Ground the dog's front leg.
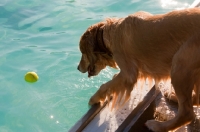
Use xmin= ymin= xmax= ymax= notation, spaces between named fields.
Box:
xmin=89 ymin=70 xmax=138 ymax=106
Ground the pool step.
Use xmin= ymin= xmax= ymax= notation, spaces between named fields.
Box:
xmin=70 ymin=83 xmax=200 ymax=132
xmin=116 ymin=86 xmax=159 ymax=132
xmin=69 ymin=86 xmax=160 ymax=132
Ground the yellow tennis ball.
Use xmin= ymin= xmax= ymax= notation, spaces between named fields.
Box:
xmin=25 ymin=72 xmax=39 ymax=83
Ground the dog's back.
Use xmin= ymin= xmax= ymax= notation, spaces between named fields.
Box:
xmin=114 ymin=8 xmax=200 ymax=79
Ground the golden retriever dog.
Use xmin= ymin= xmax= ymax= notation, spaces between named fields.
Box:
xmin=77 ymin=8 xmax=200 ymax=132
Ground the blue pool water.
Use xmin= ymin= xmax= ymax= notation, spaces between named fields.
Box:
xmin=0 ymin=0 xmax=194 ymax=131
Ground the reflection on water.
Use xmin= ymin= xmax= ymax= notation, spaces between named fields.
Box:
xmin=50 ymin=115 xmax=54 ymax=119
xmin=50 ymin=114 xmax=60 ymax=124
xmin=161 ymin=0 xmax=190 ymax=9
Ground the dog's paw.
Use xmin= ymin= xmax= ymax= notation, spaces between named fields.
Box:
xmin=88 ymin=95 xmax=100 ymax=106
xmin=89 ymin=84 xmax=109 ymax=106
xmin=88 ymin=93 xmax=107 ymax=106
xmin=145 ymin=120 xmax=166 ymax=132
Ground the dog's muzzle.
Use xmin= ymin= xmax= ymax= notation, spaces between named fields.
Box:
xmin=77 ymin=65 xmax=95 ymax=77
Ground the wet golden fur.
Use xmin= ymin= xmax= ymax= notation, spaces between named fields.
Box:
xmin=78 ymin=8 xmax=200 ymax=131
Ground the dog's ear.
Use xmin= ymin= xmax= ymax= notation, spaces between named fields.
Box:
xmin=88 ymin=22 xmax=106 ymax=53
xmin=79 ymin=22 xmax=106 ymax=66
xmin=80 ymin=22 xmax=105 ymax=63
xmin=80 ymin=22 xmax=105 ymax=53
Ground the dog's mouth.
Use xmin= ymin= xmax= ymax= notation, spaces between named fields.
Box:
xmin=88 ymin=65 xmax=95 ymax=77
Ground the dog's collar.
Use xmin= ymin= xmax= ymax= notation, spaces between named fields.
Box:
xmin=95 ymin=26 xmax=113 ymax=58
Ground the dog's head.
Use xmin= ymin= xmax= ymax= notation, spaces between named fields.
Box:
xmin=77 ymin=22 xmax=117 ymax=77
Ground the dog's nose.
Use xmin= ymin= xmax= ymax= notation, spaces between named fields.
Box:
xmin=77 ymin=66 xmax=80 ymax=70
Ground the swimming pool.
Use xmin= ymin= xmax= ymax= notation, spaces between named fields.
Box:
xmin=0 ymin=0 xmax=194 ymax=131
